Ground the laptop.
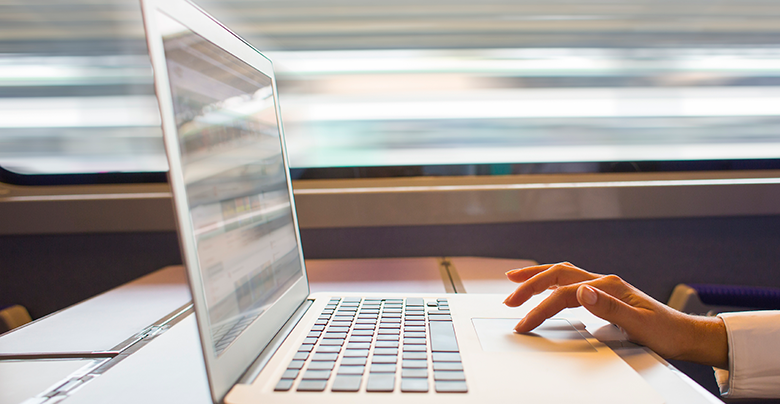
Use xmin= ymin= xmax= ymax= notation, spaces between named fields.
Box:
xmin=140 ymin=1 xmax=665 ymax=403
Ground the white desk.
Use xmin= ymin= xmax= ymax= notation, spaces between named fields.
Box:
xmin=0 ymin=258 xmax=722 ymax=404
xmin=0 ymin=266 xmax=191 ymax=356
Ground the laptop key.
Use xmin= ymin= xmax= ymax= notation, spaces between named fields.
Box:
xmin=403 ymin=345 xmax=426 ymax=352
xmin=434 ymin=370 xmax=466 ymax=381
xmin=371 ymin=355 xmax=397 ymax=364
xmin=429 ymin=321 xmax=459 ymax=352
xmin=401 ymin=378 xmax=428 ymax=392
xmin=375 ymin=341 xmax=399 ymax=348
xmin=307 ymin=361 xmax=336 ymax=370
xmin=405 ymin=298 xmax=424 ymax=306
xmin=337 ymin=365 xmax=365 ymax=375
xmin=352 ymin=329 xmax=374 ymax=336
xmin=428 ymin=315 xmax=452 ymax=321
xmin=293 ymin=351 xmax=309 ymax=360
xmin=356 ymin=319 xmax=377 ymax=324
xmin=435 ymin=381 xmax=468 ymax=393
xmin=274 ymin=378 xmax=294 ymax=391
xmin=320 ymin=339 xmax=344 ymax=346
xmin=316 ymin=346 xmax=341 ymax=354
xmin=366 ymin=373 xmax=395 ymax=392
xmin=382 ymin=312 xmax=402 ymax=317
xmin=341 ymin=357 xmax=366 ymax=366
xmin=311 ymin=353 xmax=338 ymax=361
xmin=302 ymin=369 xmax=331 ymax=380
xmin=287 ymin=360 xmax=305 ymax=369
xmin=282 ymin=369 xmax=299 ymax=379
xmin=346 ymin=342 xmax=371 ymax=350
xmin=343 ymin=349 xmax=370 ymax=357
xmin=432 ymin=352 xmax=461 ymax=362
xmin=402 ymin=360 xmax=427 ymax=368
xmin=433 ymin=361 xmax=463 ymax=371
xmin=373 ymin=347 xmax=398 ymax=355
xmin=349 ymin=336 xmax=372 ymax=343
xmin=402 ymin=368 xmax=428 ymax=378
xmin=377 ymin=334 xmax=399 ymax=341
xmin=402 ymin=352 xmax=427 ymax=360
xmin=298 ymin=344 xmax=314 ymax=352
xmin=370 ymin=363 xmax=396 ymax=373
xmin=331 ymin=375 xmax=362 ymax=392
xmin=324 ymin=332 xmax=347 ymax=339
xmin=297 ymin=380 xmax=328 ymax=392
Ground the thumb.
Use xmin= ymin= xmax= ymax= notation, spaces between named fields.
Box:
xmin=576 ymin=285 xmax=635 ymax=327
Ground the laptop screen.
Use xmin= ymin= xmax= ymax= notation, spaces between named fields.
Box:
xmin=160 ymin=15 xmax=304 ymax=357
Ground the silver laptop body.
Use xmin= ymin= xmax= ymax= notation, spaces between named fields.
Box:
xmin=141 ymin=1 xmax=664 ymax=403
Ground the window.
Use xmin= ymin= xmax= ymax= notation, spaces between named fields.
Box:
xmin=2 ymin=0 xmax=779 ymax=181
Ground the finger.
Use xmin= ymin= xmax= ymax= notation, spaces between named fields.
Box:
xmin=505 ymin=264 xmax=556 ymax=283
xmin=513 ymin=286 xmax=581 ymax=333
xmin=576 ymin=284 xmax=639 ymax=331
xmin=504 ymin=263 xmax=597 ymax=307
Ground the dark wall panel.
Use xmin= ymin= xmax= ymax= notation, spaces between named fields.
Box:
xmin=2 ymin=215 xmax=779 ymax=321
xmin=0 ymin=232 xmax=182 ymax=319
xmin=299 ymin=215 xmax=780 ymax=302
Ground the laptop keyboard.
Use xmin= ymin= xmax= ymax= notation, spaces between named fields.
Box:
xmin=274 ymin=297 xmax=467 ymax=393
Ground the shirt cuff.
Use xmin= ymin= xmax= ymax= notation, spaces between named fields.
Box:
xmin=716 ymin=311 xmax=780 ymax=399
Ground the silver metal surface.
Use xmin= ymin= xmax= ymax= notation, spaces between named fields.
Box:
xmin=2 ymin=171 xmax=780 ymax=235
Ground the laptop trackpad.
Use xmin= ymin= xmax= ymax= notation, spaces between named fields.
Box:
xmin=471 ymin=318 xmax=596 ymax=352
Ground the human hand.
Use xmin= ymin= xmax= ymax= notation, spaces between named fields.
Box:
xmin=503 ymin=262 xmax=728 ymax=368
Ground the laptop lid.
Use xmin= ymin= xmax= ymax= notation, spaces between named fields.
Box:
xmin=141 ymin=1 xmax=310 ymax=401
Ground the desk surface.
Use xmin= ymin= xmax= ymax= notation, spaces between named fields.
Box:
xmin=0 ymin=257 xmax=722 ymax=404
xmin=0 ymin=267 xmax=190 ymax=355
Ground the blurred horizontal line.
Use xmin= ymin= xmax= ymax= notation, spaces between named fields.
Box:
xmin=293 ymin=177 xmax=780 ymax=195
xmin=0 ymin=192 xmax=172 ymax=202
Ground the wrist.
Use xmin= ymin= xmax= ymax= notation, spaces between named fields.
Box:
xmin=676 ymin=314 xmax=728 ymax=368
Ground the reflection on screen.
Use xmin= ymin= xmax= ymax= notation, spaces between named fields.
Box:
xmin=160 ymin=14 xmax=302 ymax=356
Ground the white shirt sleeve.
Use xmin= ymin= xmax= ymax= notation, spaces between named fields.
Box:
xmin=715 ymin=311 xmax=780 ymax=399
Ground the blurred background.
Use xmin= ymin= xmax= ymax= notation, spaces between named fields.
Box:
xmin=1 ymin=0 xmax=780 ymax=176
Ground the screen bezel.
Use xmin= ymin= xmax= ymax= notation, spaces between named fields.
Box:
xmin=140 ymin=1 xmax=309 ymax=402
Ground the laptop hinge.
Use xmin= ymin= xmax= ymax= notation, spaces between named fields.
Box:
xmin=238 ymin=299 xmax=313 ymax=384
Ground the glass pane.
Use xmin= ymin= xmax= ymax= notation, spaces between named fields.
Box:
xmin=2 ymin=1 xmax=780 ymax=175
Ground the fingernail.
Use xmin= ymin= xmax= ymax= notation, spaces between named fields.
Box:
xmin=514 ymin=318 xmax=526 ymax=333
xmin=578 ymin=285 xmax=598 ymax=305
xmin=503 ymin=292 xmax=515 ymax=305
xmin=505 ymin=269 xmax=517 ymax=276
